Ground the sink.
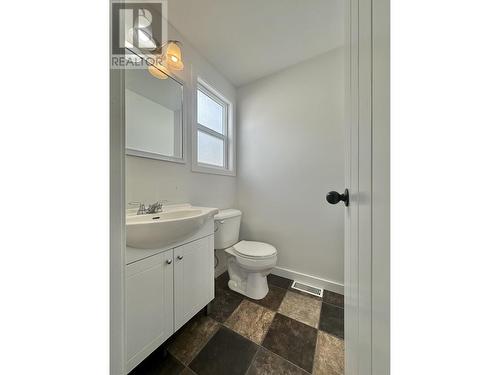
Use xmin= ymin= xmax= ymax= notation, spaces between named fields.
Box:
xmin=126 ymin=204 xmax=218 ymax=249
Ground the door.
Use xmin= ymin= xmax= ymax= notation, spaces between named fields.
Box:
xmin=174 ymin=235 xmax=214 ymax=331
xmin=342 ymin=0 xmax=390 ymax=373
xmin=125 ymin=250 xmax=174 ymax=372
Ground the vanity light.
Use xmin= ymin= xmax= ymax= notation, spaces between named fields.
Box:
xmin=165 ymin=40 xmax=184 ymax=71
xmin=148 ymin=62 xmax=169 ymax=79
xmin=147 ymin=40 xmax=184 ymax=79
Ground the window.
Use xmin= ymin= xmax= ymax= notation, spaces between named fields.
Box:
xmin=193 ymin=80 xmax=234 ymax=175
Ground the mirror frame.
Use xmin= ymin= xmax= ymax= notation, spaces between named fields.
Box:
xmin=125 ymin=71 xmax=187 ymax=164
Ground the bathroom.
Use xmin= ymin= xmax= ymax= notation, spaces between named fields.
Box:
xmin=10 ymin=0 xmax=500 ymax=373
xmin=124 ymin=1 xmax=346 ymax=374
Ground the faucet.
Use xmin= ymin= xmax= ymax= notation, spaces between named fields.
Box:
xmin=137 ymin=203 xmax=147 ymax=215
xmin=129 ymin=200 xmax=167 ymax=215
xmin=129 ymin=202 xmax=147 ymax=215
xmin=147 ymin=201 xmax=164 ymax=214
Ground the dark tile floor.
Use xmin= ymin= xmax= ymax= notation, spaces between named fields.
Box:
xmin=131 ymin=272 xmax=345 ymax=375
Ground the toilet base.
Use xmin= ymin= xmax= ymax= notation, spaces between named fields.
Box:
xmin=226 ymin=256 xmax=272 ymax=300
xmin=228 ymin=273 xmax=269 ymax=300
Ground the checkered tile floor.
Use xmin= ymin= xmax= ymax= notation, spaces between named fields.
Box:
xmin=130 ymin=273 xmax=344 ymax=375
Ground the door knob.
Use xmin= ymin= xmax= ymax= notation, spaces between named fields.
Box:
xmin=326 ymin=189 xmax=349 ymax=206
xmin=166 ymin=259 xmax=172 ymax=265
xmin=177 ymin=255 xmax=183 ymax=260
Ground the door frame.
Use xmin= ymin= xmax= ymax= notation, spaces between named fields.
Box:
xmin=110 ymin=67 xmax=126 ymax=375
xmin=344 ymin=0 xmax=390 ymax=374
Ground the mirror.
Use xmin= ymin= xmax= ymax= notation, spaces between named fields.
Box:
xmin=125 ymin=69 xmax=183 ymax=161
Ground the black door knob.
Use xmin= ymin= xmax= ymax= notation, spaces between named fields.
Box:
xmin=326 ymin=189 xmax=349 ymax=206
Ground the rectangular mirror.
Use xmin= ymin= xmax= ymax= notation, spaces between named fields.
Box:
xmin=125 ymin=69 xmax=184 ymax=162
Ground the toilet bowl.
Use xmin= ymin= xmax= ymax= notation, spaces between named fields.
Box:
xmin=215 ymin=209 xmax=278 ymax=300
xmin=225 ymin=241 xmax=277 ymax=299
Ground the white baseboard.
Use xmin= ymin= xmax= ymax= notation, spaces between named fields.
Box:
xmin=271 ymin=266 xmax=344 ymax=295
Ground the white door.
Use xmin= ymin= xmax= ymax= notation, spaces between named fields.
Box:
xmin=174 ymin=235 xmax=214 ymax=331
xmin=125 ymin=250 xmax=174 ymax=372
xmin=342 ymin=0 xmax=390 ymax=374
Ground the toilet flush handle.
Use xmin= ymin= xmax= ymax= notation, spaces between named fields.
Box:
xmin=214 ymin=220 xmax=225 ymax=233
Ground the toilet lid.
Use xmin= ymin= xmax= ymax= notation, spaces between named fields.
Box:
xmin=233 ymin=241 xmax=277 ymax=259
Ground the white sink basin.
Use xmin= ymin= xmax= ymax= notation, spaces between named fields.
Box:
xmin=126 ymin=204 xmax=218 ymax=249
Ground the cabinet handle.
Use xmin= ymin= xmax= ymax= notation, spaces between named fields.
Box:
xmin=177 ymin=255 xmax=184 ymax=260
xmin=166 ymin=259 xmax=172 ymax=265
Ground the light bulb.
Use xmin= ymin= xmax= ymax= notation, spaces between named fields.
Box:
xmin=165 ymin=41 xmax=184 ymax=70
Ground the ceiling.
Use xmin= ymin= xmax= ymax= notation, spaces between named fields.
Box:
xmin=168 ymin=0 xmax=345 ymax=87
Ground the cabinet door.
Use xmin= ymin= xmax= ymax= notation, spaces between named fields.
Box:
xmin=126 ymin=250 xmax=174 ymax=372
xmin=174 ymin=235 xmax=214 ymax=331
xmin=164 ymin=250 xmax=174 ymax=341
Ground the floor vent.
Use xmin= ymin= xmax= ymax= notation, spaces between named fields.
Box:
xmin=291 ymin=281 xmax=323 ymax=298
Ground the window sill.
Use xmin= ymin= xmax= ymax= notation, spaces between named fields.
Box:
xmin=191 ymin=163 xmax=236 ymax=177
xmin=126 ymin=149 xmax=186 ymax=164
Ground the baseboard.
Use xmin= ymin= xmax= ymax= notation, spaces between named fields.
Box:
xmin=271 ymin=266 xmax=344 ymax=295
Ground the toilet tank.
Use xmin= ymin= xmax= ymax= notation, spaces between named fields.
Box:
xmin=214 ymin=209 xmax=242 ymax=250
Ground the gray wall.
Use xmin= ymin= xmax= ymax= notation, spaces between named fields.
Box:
xmin=236 ymin=48 xmax=345 ymax=286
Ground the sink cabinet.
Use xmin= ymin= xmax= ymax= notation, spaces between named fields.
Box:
xmin=125 ymin=229 xmax=214 ymax=373
xmin=174 ymin=235 xmax=214 ymax=330
xmin=126 ymin=250 xmax=174 ymax=372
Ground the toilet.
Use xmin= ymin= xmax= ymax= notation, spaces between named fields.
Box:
xmin=215 ymin=209 xmax=277 ymax=300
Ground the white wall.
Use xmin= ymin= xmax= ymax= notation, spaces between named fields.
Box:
xmin=126 ymin=24 xmax=237 ymax=276
xmin=126 ymin=23 xmax=237 ymax=209
xmin=126 ymin=27 xmax=346 ymax=285
xmin=236 ymin=48 xmax=345 ymax=288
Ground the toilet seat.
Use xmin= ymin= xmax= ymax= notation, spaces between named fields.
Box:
xmin=233 ymin=240 xmax=277 ymax=259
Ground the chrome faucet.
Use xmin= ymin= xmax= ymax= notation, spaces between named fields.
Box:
xmin=147 ymin=201 xmax=164 ymax=214
xmin=137 ymin=203 xmax=147 ymax=215
xmin=129 ymin=202 xmax=147 ymax=215
xmin=129 ymin=200 xmax=167 ymax=215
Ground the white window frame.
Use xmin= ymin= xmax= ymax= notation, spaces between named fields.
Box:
xmin=192 ymin=78 xmax=236 ymax=176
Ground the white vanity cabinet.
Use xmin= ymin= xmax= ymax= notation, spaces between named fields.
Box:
xmin=125 ymin=250 xmax=174 ymax=372
xmin=125 ymin=222 xmax=215 ymax=373
xmin=174 ymin=235 xmax=214 ymax=330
